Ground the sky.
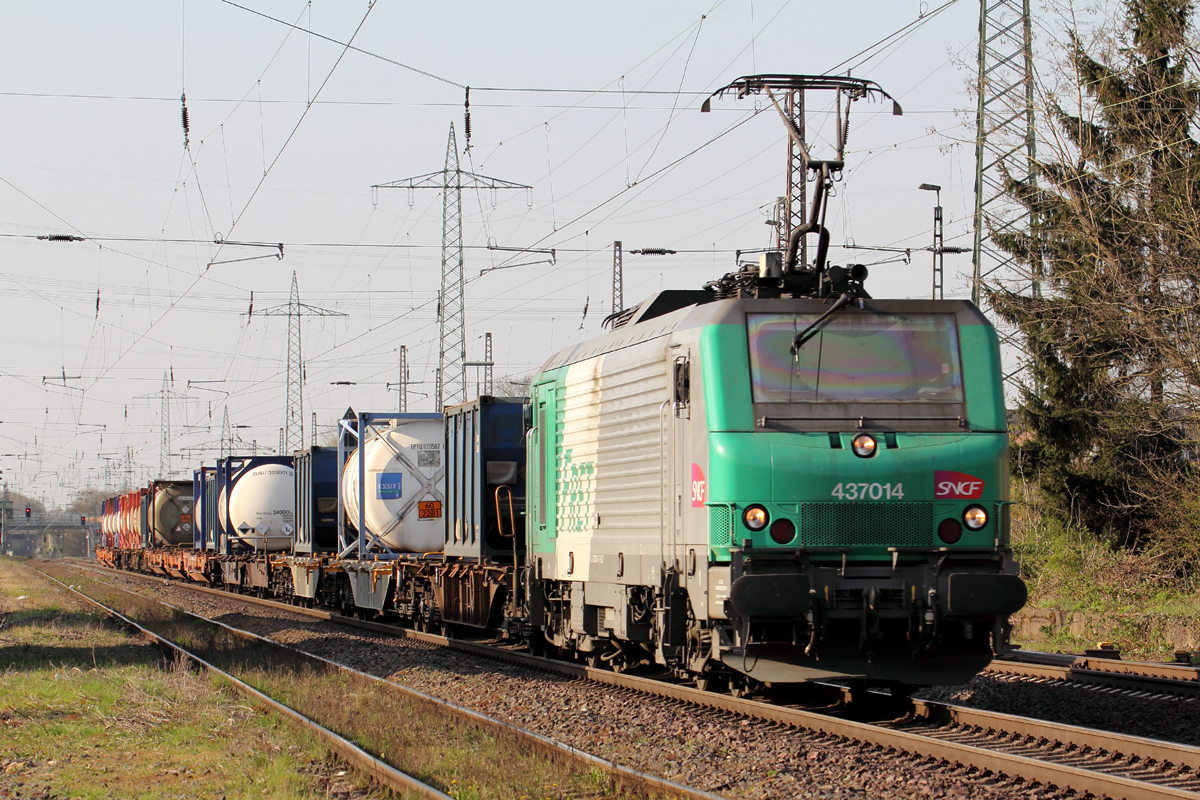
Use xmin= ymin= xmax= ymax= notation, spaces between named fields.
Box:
xmin=0 ymin=0 xmax=1025 ymax=506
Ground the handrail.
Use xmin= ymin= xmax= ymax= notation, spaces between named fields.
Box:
xmin=495 ymin=484 xmax=518 ymax=565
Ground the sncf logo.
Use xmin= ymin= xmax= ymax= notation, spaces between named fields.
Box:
xmin=935 ymin=470 xmax=985 ymax=499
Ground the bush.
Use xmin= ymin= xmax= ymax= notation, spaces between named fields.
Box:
xmin=1011 ymin=480 xmax=1191 ymax=612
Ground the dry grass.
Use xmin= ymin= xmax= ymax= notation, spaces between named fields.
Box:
xmin=0 ymin=557 xmax=395 ymax=800
xmin=41 ymin=561 xmax=666 ymax=800
xmin=1009 ymin=496 xmax=1200 ymax=659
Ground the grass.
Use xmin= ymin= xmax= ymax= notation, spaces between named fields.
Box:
xmin=39 ymin=560 xmax=668 ymax=800
xmin=1009 ymin=495 xmax=1200 ymax=660
xmin=0 ymin=556 xmax=390 ymax=800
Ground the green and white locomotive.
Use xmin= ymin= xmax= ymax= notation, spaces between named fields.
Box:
xmin=521 ymin=75 xmax=1026 ymax=690
xmin=524 ymin=281 xmax=1025 ymax=689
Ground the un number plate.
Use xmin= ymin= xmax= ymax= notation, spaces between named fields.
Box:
xmin=418 ymin=501 xmax=442 ymax=519
xmin=831 ymin=482 xmax=904 ymax=500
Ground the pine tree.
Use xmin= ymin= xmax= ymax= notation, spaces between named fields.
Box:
xmin=989 ymin=0 xmax=1200 ymax=547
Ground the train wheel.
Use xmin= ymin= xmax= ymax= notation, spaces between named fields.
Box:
xmin=585 ymin=651 xmax=604 ymax=670
xmin=529 ymin=632 xmax=558 ymax=659
xmin=728 ymin=676 xmax=752 ymax=699
xmin=695 ymin=673 xmax=726 ymax=693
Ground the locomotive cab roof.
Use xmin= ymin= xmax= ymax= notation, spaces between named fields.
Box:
xmin=543 ymin=289 xmax=992 ymax=374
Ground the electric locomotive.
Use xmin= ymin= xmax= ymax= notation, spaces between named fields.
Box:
xmin=524 ymin=270 xmax=1025 ymax=689
xmin=521 ymin=74 xmax=1026 ymax=690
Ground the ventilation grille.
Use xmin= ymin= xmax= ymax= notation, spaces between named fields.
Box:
xmin=999 ymin=503 xmax=1012 ymax=545
xmin=799 ymin=503 xmax=933 ymax=547
xmin=708 ymin=505 xmax=732 ymax=547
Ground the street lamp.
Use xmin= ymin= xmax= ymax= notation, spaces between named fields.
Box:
xmin=918 ymin=184 xmax=943 ymax=300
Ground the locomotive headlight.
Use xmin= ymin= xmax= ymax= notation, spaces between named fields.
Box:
xmin=963 ymin=505 xmax=988 ymax=530
xmin=742 ymin=505 xmax=769 ymax=531
xmin=851 ymin=434 xmax=877 ymax=458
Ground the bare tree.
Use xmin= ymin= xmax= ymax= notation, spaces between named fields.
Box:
xmin=494 ymin=373 xmax=534 ymax=398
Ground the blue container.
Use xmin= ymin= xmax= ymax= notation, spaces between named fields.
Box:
xmin=294 ymin=446 xmax=338 ymax=554
xmin=444 ymin=396 xmax=528 ymax=561
xmin=193 ymin=466 xmax=217 ymax=551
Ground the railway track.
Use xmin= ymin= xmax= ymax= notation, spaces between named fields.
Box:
xmin=63 ymin=561 xmax=1200 ymax=799
xmin=988 ymin=650 xmax=1200 ymax=699
xmin=36 ymin=569 xmax=452 ymax=800
xmin=39 ymin=564 xmax=720 ymax=800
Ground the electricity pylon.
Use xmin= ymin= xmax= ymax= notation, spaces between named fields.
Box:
xmin=484 ymin=332 xmax=493 ymax=396
xmin=220 ymin=407 xmax=232 ymax=461
xmin=137 ymin=373 xmax=190 ymax=477
xmin=258 ymin=272 xmax=347 ymax=454
xmin=372 ymin=123 xmax=530 ymax=408
xmin=971 ymin=0 xmax=1037 ymax=306
xmin=160 ymin=373 xmax=170 ymax=476
xmin=612 ymin=241 xmax=623 ymax=313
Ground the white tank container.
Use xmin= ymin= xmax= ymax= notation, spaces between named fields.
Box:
xmin=341 ymin=418 xmax=445 ymax=553
xmin=217 ymin=463 xmax=296 ymax=551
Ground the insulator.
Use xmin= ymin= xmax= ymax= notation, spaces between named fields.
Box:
xmin=464 ymin=111 xmax=471 ymax=144
xmin=181 ymin=106 xmax=190 ymax=134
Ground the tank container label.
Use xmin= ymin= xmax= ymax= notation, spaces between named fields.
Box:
xmin=377 ymin=473 xmax=403 ymax=499
xmin=410 ymin=443 xmax=442 ymax=468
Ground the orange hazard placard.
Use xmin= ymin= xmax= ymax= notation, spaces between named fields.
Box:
xmin=418 ymin=501 xmax=442 ymax=519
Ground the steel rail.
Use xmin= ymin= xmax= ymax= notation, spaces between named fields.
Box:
xmin=36 ymin=569 xmax=453 ymax=800
xmin=908 ymin=700 xmax=1200 ymax=772
xmin=45 ymin=563 xmax=721 ymax=800
xmin=66 ymin=561 xmax=1200 ymax=799
xmin=1006 ymin=648 xmax=1200 ymax=677
xmin=987 ymin=652 xmax=1200 ymax=698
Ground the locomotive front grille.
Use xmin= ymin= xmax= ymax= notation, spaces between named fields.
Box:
xmin=708 ymin=505 xmax=733 ymax=547
xmin=799 ymin=502 xmax=933 ymax=547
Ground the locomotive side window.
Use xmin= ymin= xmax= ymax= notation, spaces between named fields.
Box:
xmin=747 ymin=313 xmax=963 ymax=403
xmin=673 ymin=357 xmax=690 ymax=408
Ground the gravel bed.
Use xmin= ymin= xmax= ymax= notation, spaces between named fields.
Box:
xmin=917 ymin=673 xmax=1200 ymax=746
xmin=76 ymin=566 xmax=1069 ymax=799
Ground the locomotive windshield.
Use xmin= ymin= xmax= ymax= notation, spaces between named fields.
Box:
xmin=747 ymin=313 xmax=963 ymax=403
